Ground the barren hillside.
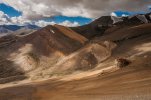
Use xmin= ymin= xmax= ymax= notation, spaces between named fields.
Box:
xmin=0 ymin=25 xmax=88 ymax=83
xmin=0 ymin=14 xmax=151 ymax=100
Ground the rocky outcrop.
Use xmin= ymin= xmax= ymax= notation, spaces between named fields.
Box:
xmin=115 ymin=58 xmax=131 ymax=68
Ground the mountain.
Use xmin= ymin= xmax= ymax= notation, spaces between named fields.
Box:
xmin=23 ymin=24 xmax=40 ymax=30
xmin=0 ymin=26 xmax=13 ymax=36
xmin=71 ymin=16 xmax=113 ymax=39
xmin=0 ymin=25 xmax=22 ymax=31
xmin=72 ymin=12 xmax=151 ymax=39
xmin=13 ymin=28 xmax=36 ymax=36
xmin=1 ymin=13 xmax=151 ymax=100
xmin=0 ymin=24 xmax=40 ymax=37
xmin=13 ymin=25 xmax=40 ymax=36
xmin=145 ymin=12 xmax=151 ymax=22
xmin=0 ymin=24 xmax=87 ymax=83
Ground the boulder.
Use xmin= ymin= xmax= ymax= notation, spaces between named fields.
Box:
xmin=115 ymin=58 xmax=131 ymax=68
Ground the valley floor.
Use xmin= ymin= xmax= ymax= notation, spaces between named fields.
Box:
xmin=0 ymin=63 xmax=151 ymax=100
xmin=1 ymin=23 xmax=151 ymax=100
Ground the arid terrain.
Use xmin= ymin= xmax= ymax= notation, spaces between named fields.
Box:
xmin=0 ymin=14 xmax=151 ymax=100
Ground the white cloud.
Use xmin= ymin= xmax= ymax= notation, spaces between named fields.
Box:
xmin=34 ymin=20 xmax=55 ymax=27
xmin=61 ymin=7 xmax=90 ymax=18
xmin=121 ymin=14 xmax=129 ymax=17
xmin=0 ymin=11 xmax=80 ymax=27
xmin=2 ymin=0 xmax=151 ymax=19
xmin=1 ymin=0 xmax=151 ymax=27
xmin=0 ymin=11 xmax=12 ymax=25
xmin=11 ymin=16 xmax=32 ymax=25
xmin=0 ymin=11 xmax=33 ymax=25
xmin=35 ymin=20 xmax=80 ymax=27
xmin=111 ymin=12 xmax=129 ymax=17
xmin=59 ymin=20 xmax=80 ymax=27
xmin=111 ymin=12 xmax=117 ymax=17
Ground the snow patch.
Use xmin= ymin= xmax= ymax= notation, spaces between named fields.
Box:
xmin=50 ymin=29 xmax=55 ymax=34
xmin=111 ymin=16 xmax=123 ymax=24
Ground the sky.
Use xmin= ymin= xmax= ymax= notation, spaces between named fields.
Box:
xmin=0 ymin=0 xmax=151 ymax=27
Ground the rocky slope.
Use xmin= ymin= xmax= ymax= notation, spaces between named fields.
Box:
xmin=0 ymin=13 xmax=151 ymax=100
xmin=0 ymin=24 xmax=88 ymax=82
xmin=72 ymin=12 xmax=151 ymax=39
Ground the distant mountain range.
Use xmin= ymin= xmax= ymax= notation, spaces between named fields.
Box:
xmin=0 ymin=24 xmax=40 ymax=37
xmin=1 ymin=12 xmax=151 ymax=38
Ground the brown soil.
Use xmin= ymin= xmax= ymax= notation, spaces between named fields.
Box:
xmin=0 ymin=22 xmax=151 ymax=100
xmin=0 ymin=25 xmax=88 ymax=82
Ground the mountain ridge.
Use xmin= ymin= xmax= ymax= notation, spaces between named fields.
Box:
xmin=0 ymin=12 xmax=151 ymax=100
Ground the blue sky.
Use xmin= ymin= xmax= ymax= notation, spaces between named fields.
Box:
xmin=44 ymin=16 xmax=92 ymax=25
xmin=0 ymin=1 xmax=151 ymax=26
xmin=0 ymin=3 xmax=133 ymax=26
xmin=0 ymin=3 xmax=92 ymax=26
xmin=0 ymin=3 xmax=22 ymax=17
xmin=113 ymin=10 xmax=146 ymax=16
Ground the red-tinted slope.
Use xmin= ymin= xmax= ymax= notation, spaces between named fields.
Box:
xmin=0 ymin=25 xmax=88 ymax=82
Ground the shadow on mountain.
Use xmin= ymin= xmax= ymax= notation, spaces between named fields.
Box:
xmin=0 ymin=56 xmax=26 ymax=84
xmin=0 ymin=25 xmax=87 ymax=58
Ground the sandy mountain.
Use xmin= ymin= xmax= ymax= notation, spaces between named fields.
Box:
xmin=0 ymin=24 xmax=88 ymax=83
xmin=1 ymin=13 xmax=151 ymax=100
